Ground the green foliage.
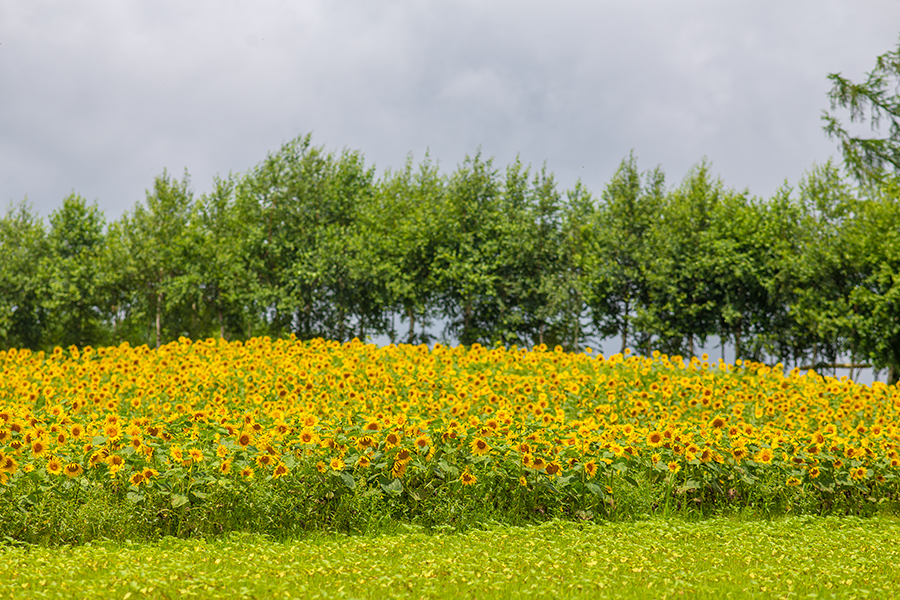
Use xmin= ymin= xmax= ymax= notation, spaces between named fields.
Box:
xmin=3 ymin=130 xmax=900 ymax=381
xmin=823 ymin=34 xmax=900 ymax=185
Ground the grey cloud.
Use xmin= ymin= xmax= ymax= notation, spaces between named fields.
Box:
xmin=1 ymin=0 xmax=899 ymax=219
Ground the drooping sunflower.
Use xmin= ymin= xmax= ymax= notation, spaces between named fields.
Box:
xmin=391 ymin=460 xmax=407 ymax=479
xmin=544 ymin=461 xmax=562 ymax=477
xmin=64 ymin=463 xmax=83 ymax=478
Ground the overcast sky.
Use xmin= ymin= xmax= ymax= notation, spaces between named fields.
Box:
xmin=2 ymin=1 xmax=900 ymax=220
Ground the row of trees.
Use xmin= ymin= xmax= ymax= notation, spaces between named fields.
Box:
xmin=1 ymin=134 xmax=899 ymax=383
xmin=3 ymin=36 xmax=900 ymax=383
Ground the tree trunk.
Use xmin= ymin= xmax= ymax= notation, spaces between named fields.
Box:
xmin=407 ymin=306 xmax=416 ymax=345
xmin=620 ymin=300 xmax=630 ymax=355
xmin=218 ymin=308 xmax=225 ymax=339
xmin=155 ymin=291 xmax=162 ymax=349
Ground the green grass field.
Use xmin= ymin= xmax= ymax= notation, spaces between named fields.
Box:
xmin=3 ymin=516 xmax=899 ymax=599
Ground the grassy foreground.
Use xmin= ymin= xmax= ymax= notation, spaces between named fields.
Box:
xmin=3 ymin=516 xmax=899 ymax=599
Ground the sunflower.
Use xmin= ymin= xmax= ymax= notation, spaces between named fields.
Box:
xmin=273 ymin=463 xmax=289 ymax=479
xmin=391 ymin=460 xmax=407 ymax=479
xmin=64 ymin=463 xmax=83 ymax=478
xmin=786 ymin=476 xmax=801 ymax=486
xmin=238 ymin=433 xmax=251 ymax=447
xmin=353 ymin=435 xmax=374 ymax=451
xmin=384 ymin=432 xmax=402 ymax=448
xmin=646 ymin=431 xmax=663 ymax=447
xmin=544 ymin=461 xmax=562 ymax=477
xmin=46 ymin=458 xmax=63 ymax=475
xmin=188 ymin=448 xmax=204 ymax=463
xmin=330 ymin=457 xmax=345 ymax=471
xmin=470 ymin=438 xmax=490 ymax=456
xmin=459 ymin=470 xmax=477 ymax=486
xmin=240 ymin=467 xmax=255 ymax=479
xmin=31 ymin=440 xmax=47 ymax=457
xmin=357 ymin=454 xmax=371 ymax=468
xmin=129 ymin=472 xmax=145 ymax=486
xmin=754 ymin=448 xmax=774 ymax=465
xmin=219 ymin=460 xmax=232 ymax=474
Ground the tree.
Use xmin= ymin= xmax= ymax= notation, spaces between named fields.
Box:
xmin=120 ymin=169 xmax=197 ymax=348
xmin=846 ymin=180 xmax=900 ymax=384
xmin=41 ymin=193 xmax=108 ymax=348
xmin=195 ymin=174 xmax=253 ymax=340
xmin=643 ymin=161 xmax=722 ymax=358
xmin=585 ymin=153 xmax=664 ymax=354
xmin=370 ymin=153 xmax=446 ymax=344
xmin=435 ymin=151 xmax=505 ymax=345
xmin=787 ymin=162 xmax=863 ymax=370
xmin=0 ymin=201 xmax=48 ymax=349
xmin=823 ymin=35 xmax=900 ymax=185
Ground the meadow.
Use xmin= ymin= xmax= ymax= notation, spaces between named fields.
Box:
xmin=3 ymin=517 xmax=900 ymax=599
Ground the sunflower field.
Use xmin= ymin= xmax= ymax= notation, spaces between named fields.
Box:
xmin=1 ymin=337 xmax=898 ymax=543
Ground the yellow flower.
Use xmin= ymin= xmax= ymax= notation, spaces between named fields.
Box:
xmin=64 ymin=463 xmax=83 ymax=478
xmin=754 ymin=448 xmax=774 ymax=465
xmin=46 ymin=458 xmax=63 ymax=475
xmin=460 ymin=470 xmax=477 ymax=486
xmin=470 ymin=438 xmax=490 ymax=456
